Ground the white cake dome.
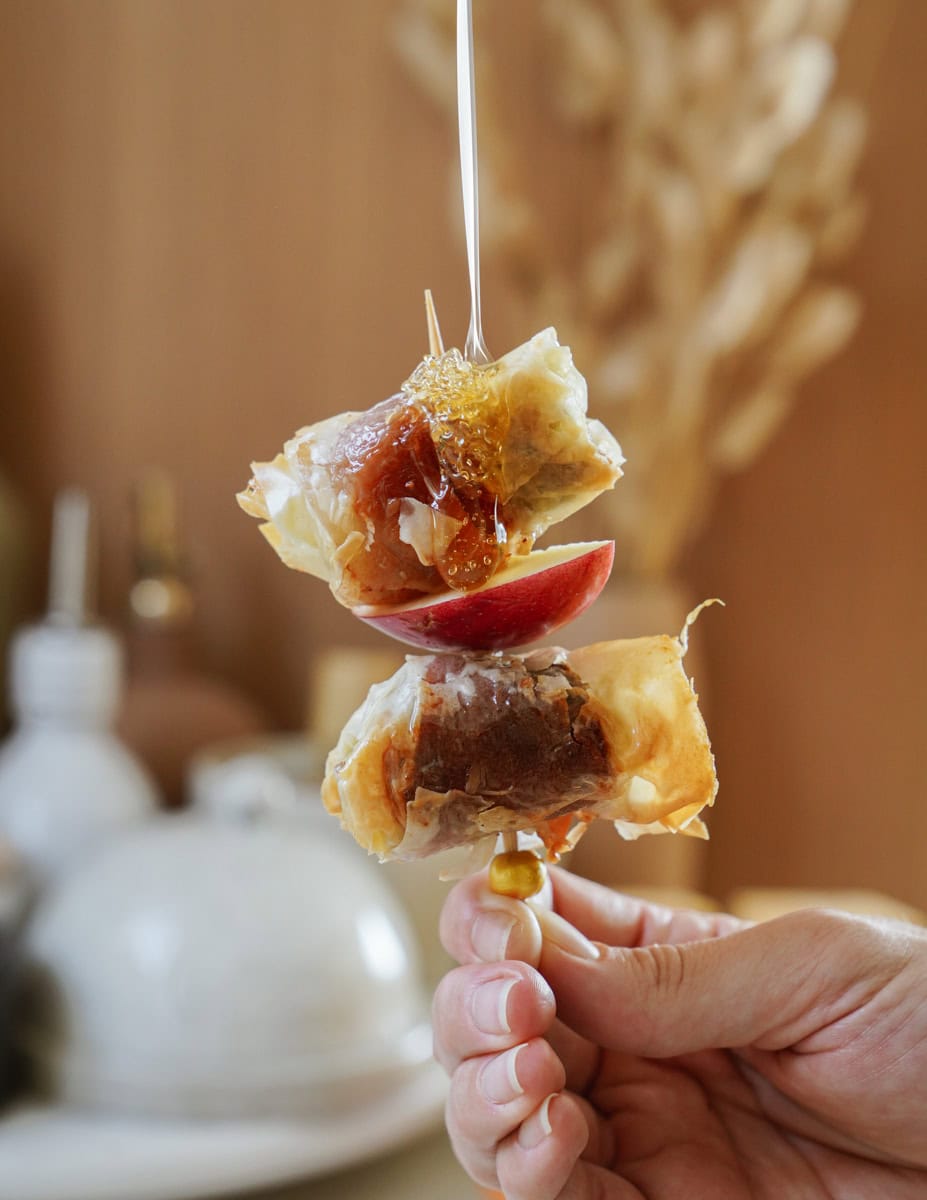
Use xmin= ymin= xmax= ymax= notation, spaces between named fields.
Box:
xmin=20 ymin=814 xmax=429 ymax=1118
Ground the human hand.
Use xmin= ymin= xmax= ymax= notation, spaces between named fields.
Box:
xmin=433 ymin=867 xmax=927 ymax=1198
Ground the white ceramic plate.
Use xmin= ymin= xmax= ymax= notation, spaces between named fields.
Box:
xmin=0 ymin=1058 xmax=448 ymax=1200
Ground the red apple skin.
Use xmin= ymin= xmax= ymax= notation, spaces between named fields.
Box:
xmin=354 ymin=542 xmax=614 ymax=651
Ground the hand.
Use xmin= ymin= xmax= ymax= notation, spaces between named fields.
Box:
xmin=433 ymin=867 xmax=927 ymax=1199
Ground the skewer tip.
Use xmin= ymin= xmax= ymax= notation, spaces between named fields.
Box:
xmin=424 ymin=289 xmax=445 ymax=357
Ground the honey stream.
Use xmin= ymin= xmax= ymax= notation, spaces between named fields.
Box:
xmin=457 ymin=0 xmax=491 ymax=365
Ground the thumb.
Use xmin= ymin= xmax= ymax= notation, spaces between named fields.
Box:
xmin=539 ymin=907 xmax=900 ymax=1057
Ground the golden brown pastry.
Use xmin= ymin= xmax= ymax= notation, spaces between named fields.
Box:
xmin=322 ymin=633 xmax=716 ymax=863
xmin=238 ymin=329 xmax=623 ymax=609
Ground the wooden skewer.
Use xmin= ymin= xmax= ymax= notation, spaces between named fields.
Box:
xmin=424 ymin=289 xmax=445 ymax=356
xmin=501 ymin=831 xmax=518 ymax=854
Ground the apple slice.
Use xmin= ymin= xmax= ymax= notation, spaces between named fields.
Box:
xmin=353 ymin=541 xmax=614 ymax=651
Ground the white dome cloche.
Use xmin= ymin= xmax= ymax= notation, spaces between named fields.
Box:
xmin=19 ymin=814 xmax=430 ymax=1118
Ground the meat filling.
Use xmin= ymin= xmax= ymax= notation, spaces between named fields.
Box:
xmin=383 ymin=652 xmax=611 ymax=853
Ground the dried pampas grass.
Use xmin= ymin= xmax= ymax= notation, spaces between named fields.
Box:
xmin=393 ymin=0 xmax=866 ymax=578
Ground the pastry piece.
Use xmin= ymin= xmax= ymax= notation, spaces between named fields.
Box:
xmin=238 ymin=329 xmax=623 ymax=610
xmin=322 ymin=633 xmax=717 ymax=863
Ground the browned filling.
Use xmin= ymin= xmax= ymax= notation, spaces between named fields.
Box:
xmin=332 ymin=396 xmax=509 ymax=608
xmin=383 ymin=653 xmax=611 ymax=843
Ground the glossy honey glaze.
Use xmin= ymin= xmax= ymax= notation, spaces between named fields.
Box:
xmin=337 ymin=350 xmax=517 ymax=600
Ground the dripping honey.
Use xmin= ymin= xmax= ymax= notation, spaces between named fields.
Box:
xmin=346 ymin=350 xmax=517 ymax=596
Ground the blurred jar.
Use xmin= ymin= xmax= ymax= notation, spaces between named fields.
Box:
xmin=117 ymin=472 xmax=267 ymax=808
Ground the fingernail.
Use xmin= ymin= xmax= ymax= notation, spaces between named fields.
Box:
xmin=472 ymin=910 xmax=517 ymax=961
xmin=472 ymin=975 xmax=519 ymax=1035
xmin=528 ymin=903 xmax=600 ymax=960
xmin=518 ymin=1093 xmax=556 ymax=1149
xmin=479 ymin=1045 xmax=525 ymax=1104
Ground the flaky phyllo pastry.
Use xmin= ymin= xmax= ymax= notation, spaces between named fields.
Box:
xmin=322 ymin=632 xmax=717 ymax=865
xmin=237 ymin=329 xmax=623 ymax=608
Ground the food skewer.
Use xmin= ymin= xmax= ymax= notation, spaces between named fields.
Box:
xmin=421 ymin=287 xmax=547 ymax=900
xmin=239 ymin=7 xmax=716 ymax=930
xmin=456 ymin=0 xmax=545 ymax=900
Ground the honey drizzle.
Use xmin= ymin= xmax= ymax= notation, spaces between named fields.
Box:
xmin=401 ymin=352 xmax=506 ymax=491
xmin=399 ymin=350 xmax=509 ymax=587
xmin=457 ymin=0 xmax=491 ymax=363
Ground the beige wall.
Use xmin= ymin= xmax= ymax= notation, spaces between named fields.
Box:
xmin=691 ymin=1 xmax=927 ymax=907
xmin=0 ymin=3 xmax=924 ymax=906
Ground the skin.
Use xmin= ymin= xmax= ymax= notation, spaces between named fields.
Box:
xmin=433 ymin=867 xmax=927 ymax=1199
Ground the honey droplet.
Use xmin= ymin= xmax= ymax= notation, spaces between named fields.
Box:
xmin=489 ymin=850 xmax=546 ymax=899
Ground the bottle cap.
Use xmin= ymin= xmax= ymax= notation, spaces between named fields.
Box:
xmin=47 ymin=488 xmax=93 ymax=627
xmin=9 ymin=623 xmax=123 ymax=723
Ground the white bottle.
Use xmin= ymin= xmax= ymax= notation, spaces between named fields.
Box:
xmin=0 ymin=491 xmax=158 ymax=893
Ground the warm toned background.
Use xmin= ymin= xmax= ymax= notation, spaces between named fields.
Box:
xmin=0 ymin=2 xmax=924 ymax=906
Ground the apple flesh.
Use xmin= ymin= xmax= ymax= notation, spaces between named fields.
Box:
xmin=352 ymin=541 xmax=614 ymax=651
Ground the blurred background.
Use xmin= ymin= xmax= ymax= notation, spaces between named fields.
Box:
xmin=0 ymin=1 xmax=924 ymax=1197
